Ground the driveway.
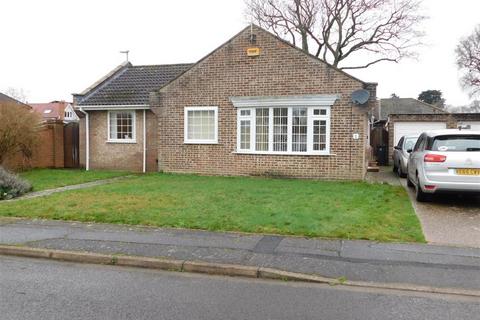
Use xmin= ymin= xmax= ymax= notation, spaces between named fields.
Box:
xmin=368 ymin=168 xmax=480 ymax=248
xmin=399 ymin=178 xmax=480 ymax=248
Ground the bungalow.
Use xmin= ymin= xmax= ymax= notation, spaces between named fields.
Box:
xmin=73 ymin=25 xmax=377 ymax=180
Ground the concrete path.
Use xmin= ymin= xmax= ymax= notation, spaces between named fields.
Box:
xmin=365 ymin=166 xmax=401 ymax=186
xmin=1 ymin=218 xmax=479 ymax=291
xmin=9 ymin=176 xmax=133 ymax=201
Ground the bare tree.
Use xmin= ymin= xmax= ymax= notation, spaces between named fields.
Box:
xmin=456 ymin=25 xmax=480 ymax=97
xmin=246 ymin=0 xmax=425 ymax=69
xmin=0 ymin=102 xmax=40 ymax=165
xmin=4 ymin=87 xmax=29 ymax=103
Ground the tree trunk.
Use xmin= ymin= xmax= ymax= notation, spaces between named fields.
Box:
xmin=301 ymin=30 xmax=309 ymax=53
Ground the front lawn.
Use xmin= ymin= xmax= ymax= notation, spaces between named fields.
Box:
xmin=0 ymin=173 xmax=424 ymax=242
xmin=19 ymin=169 xmax=130 ymax=191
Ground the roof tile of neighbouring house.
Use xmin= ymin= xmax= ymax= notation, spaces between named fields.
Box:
xmin=76 ymin=63 xmax=193 ymax=106
xmin=376 ymin=98 xmax=448 ymax=120
xmin=30 ymin=101 xmax=72 ymax=121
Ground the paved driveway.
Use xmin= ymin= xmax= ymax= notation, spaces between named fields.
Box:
xmin=399 ymin=178 xmax=480 ymax=248
xmin=367 ymin=168 xmax=480 ymax=248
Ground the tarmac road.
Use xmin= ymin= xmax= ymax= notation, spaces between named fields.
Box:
xmin=1 ymin=255 xmax=478 ymax=320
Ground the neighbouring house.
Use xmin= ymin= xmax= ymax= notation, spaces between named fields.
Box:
xmin=0 ymin=92 xmax=31 ymax=109
xmin=29 ymin=101 xmax=80 ymax=168
xmin=0 ymin=92 xmax=33 ymax=169
xmin=369 ymin=97 xmax=449 ymax=164
xmin=0 ymin=94 xmax=80 ymax=170
xmin=388 ymin=113 xmax=480 ymax=155
xmin=30 ymin=101 xmax=79 ymax=123
xmin=74 ymin=25 xmax=378 ymax=180
xmin=367 ymin=97 xmax=480 ymax=165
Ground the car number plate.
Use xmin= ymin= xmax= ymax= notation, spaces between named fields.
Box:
xmin=456 ymin=168 xmax=480 ymax=176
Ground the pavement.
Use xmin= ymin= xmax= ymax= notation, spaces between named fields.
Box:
xmin=1 ymin=218 xmax=479 ymax=291
xmin=2 ymin=255 xmax=478 ymax=320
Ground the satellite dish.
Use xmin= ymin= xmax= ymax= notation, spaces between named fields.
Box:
xmin=351 ymin=89 xmax=370 ymax=105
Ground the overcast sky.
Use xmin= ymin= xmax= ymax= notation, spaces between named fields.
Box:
xmin=1 ymin=0 xmax=479 ymax=106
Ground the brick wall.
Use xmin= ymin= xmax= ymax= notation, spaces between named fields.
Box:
xmin=152 ymin=26 xmax=375 ymax=180
xmin=80 ymin=110 xmax=157 ymax=172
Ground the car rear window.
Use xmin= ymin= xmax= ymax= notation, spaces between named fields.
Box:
xmin=431 ymin=135 xmax=480 ymax=152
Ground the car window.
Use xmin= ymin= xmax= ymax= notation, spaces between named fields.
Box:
xmin=431 ymin=135 xmax=480 ymax=152
xmin=413 ymin=135 xmax=424 ymax=152
xmin=397 ymin=137 xmax=404 ymax=148
xmin=403 ymin=137 xmax=418 ymax=151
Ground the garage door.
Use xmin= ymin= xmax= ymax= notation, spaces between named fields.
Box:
xmin=458 ymin=121 xmax=480 ymax=130
xmin=393 ymin=122 xmax=447 ymax=146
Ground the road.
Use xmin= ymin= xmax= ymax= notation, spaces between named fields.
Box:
xmin=1 ymin=256 xmax=479 ymax=320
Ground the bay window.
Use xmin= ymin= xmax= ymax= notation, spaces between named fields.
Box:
xmin=236 ymin=106 xmax=331 ymax=155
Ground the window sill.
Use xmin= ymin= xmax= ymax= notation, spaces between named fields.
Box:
xmin=234 ymin=150 xmax=334 ymax=156
xmin=184 ymin=141 xmax=219 ymax=145
xmin=106 ymin=139 xmax=137 ymax=144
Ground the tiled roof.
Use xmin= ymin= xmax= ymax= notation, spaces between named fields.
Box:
xmin=30 ymin=101 xmax=71 ymax=121
xmin=375 ymin=98 xmax=448 ymax=120
xmin=76 ymin=63 xmax=193 ymax=106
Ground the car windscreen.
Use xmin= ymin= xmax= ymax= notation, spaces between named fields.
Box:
xmin=431 ymin=135 xmax=480 ymax=152
xmin=403 ymin=137 xmax=418 ymax=151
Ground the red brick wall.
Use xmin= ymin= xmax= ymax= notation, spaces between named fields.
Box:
xmin=152 ymin=26 xmax=374 ymax=180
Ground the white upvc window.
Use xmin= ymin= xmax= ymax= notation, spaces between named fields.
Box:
xmin=236 ymin=106 xmax=331 ymax=155
xmin=184 ymin=106 xmax=218 ymax=144
xmin=107 ymin=110 xmax=136 ymax=143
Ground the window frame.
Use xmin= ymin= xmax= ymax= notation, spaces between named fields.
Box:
xmin=236 ymin=106 xmax=331 ymax=155
xmin=184 ymin=106 xmax=219 ymax=144
xmin=107 ymin=110 xmax=137 ymax=143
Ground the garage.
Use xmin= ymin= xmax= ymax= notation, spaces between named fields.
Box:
xmin=458 ymin=121 xmax=480 ymax=130
xmin=393 ymin=122 xmax=447 ymax=146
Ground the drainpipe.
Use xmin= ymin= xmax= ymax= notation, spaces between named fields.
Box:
xmin=143 ymin=109 xmax=146 ymax=173
xmin=77 ymin=107 xmax=90 ymax=171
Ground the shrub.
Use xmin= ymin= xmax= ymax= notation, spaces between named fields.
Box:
xmin=0 ymin=101 xmax=41 ymax=166
xmin=0 ymin=166 xmax=32 ymax=200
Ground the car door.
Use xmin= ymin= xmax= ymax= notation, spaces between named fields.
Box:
xmin=408 ymin=134 xmax=425 ymax=178
xmin=394 ymin=137 xmax=404 ymax=166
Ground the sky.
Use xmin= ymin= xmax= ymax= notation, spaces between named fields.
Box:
xmin=1 ymin=0 xmax=479 ymax=106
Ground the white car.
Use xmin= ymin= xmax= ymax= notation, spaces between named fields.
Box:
xmin=393 ymin=135 xmax=418 ymax=177
xmin=407 ymin=130 xmax=480 ymax=202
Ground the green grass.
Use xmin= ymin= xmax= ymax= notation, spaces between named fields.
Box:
xmin=0 ymin=173 xmax=424 ymax=243
xmin=19 ymin=169 xmax=131 ymax=191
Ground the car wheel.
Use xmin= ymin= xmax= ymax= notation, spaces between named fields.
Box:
xmin=406 ymin=169 xmax=414 ymax=187
xmin=415 ymin=174 xmax=430 ymax=202
xmin=397 ymin=165 xmax=406 ymax=178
